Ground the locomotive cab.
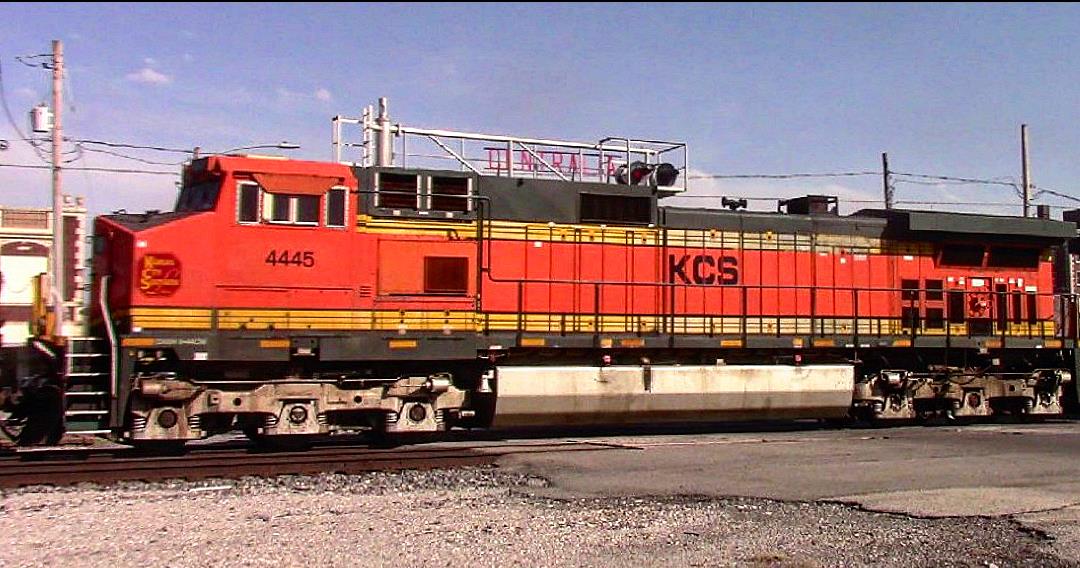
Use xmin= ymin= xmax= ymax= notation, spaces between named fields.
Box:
xmin=89 ymin=155 xmax=477 ymax=445
xmin=93 ymin=155 xmax=360 ymax=327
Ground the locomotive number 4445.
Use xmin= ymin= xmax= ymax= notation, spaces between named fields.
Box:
xmin=264 ymin=250 xmax=316 ymax=267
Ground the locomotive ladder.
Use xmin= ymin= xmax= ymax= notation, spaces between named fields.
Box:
xmin=62 ymin=336 xmax=112 ymax=434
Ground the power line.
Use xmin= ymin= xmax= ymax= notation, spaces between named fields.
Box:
xmin=62 ymin=143 xmax=83 ymax=164
xmin=687 ymin=168 xmax=1021 ymax=187
xmin=71 ymin=138 xmax=192 ymax=154
xmin=669 ymin=194 xmax=881 ymax=204
xmin=0 ymin=55 xmax=51 ymax=164
xmin=896 ymin=199 xmax=1067 ymax=209
xmin=688 ymin=171 xmax=877 ymax=180
xmin=0 ymin=162 xmax=178 ymax=176
xmin=14 ymin=54 xmax=51 ymax=69
xmin=686 ymin=169 xmax=1028 ymax=191
xmin=688 ymin=167 xmax=1080 ymax=204
xmin=891 ymin=179 xmax=1021 ymax=194
xmin=891 ymin=171 xmax=1018 ymax=188
xmin=1033 ymin=186 xmax=1080 ymax=204
xmin=669 ymin=193 xmax=1069 ymax=209
xmin=77 ymin=144 xmax=185 ymax=166
xmin=893 ymin=177 xmax=1016 ymax=188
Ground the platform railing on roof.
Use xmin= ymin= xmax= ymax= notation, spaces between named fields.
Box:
xmin=331 ymin=97 xmax=688 ymax=192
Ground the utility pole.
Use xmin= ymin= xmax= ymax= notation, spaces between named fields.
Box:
xmin=1021 ymin=124 xmax=1031 ymax=218
xmin=882 ymin=152 xmax=894 ymax=209
xmin=50 ymin=39 xmax=64 ymax=337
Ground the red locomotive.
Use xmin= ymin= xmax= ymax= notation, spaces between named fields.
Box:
xmin=3 ymin=98 xmax=1078 ymax=446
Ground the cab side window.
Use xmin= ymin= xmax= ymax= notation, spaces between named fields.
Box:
xmin=266 ymin=194 xmax=320 ymax=225
xmin=326 ymin=187 xmax=347 ymax=227
xmin=237 ymin=183 xmax=260 ymax=223
xmin=236 ymin=181 xmax=348 ymax=228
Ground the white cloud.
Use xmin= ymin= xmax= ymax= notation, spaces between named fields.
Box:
xmin=277 ymin=86 xmax=332 ymax=104
xmin=126 ymin=67 xmax=172 ymax=85
xmin=275 ymin=86 xmax=299 ymax=100
xmin=143 ymin=57 xmax=157 ymax=66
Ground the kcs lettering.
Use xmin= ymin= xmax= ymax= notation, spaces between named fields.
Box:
xmin=668 ymin=254 xmax=739 ymax=285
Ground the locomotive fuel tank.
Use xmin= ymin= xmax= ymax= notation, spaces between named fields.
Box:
xmin=491 ymin=364 xmax=855 ymax=427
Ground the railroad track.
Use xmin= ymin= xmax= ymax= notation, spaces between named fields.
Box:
xmin=0 ymin=440 xmax=626 ymax=490
xmin=0 ymin=421 xmax=831 ymax=489
xmin=0 ymin=440 xmax=625 ymax=488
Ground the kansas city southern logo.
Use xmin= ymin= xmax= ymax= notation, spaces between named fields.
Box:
xmin=668 ymin=254 xmax=739 ymax=285
xmin=138 ymin=253 xmax=182 ymax=297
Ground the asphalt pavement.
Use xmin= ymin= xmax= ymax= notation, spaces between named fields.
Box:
xmin=483 ymin=420 xmax=1080 ymax=560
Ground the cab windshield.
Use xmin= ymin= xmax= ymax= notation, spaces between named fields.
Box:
xmin=175 ymin=180 xmax=222 ymax=212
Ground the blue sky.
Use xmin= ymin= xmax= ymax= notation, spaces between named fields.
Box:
xmin=2 ymin=3 xmax=1080 ymax=217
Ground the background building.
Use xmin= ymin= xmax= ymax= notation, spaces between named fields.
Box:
xmin=0 ymin=198 xmax=87 ymax=345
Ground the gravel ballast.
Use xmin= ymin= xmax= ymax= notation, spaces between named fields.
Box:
xmin=0 ymin=468 xmax=1071 ymax=567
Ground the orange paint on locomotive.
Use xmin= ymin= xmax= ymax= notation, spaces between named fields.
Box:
xmin=92 ymin=156 xmax=1057 ymax=334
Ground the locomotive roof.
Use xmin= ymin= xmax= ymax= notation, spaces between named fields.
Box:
xmin=662 ymin=206 xmax=887 ymax=238
xmin=657 ymin=205 xmax=1075 ymax=243
xmin=854 ymin=208 xmax=1077 ymax=240
xmin=119 ymin=159 xmax=1074 ymax=245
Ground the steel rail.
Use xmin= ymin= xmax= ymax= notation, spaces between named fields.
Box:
xmin=0 ymin=441 xmax=622 ymax=488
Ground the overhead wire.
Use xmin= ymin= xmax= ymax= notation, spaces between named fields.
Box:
xmin=890 ymin=171 xmax=1019 ymax=188
xmin=62 ymin=143 xmax=83 ymax=164
xmin=682 ymin=168 xmax=1080 ymax=211
xmin=688 ymin=171 xmax=877 ymax=180
xmin=669 ymin=193 xmax=1067 ymax=209
xmin=0 ymin=162 xmax=178 ymax=176
xmin=13 ymin=54 xmax=51 ymax=69
xmin=76 ymin=144 xmax=186 ymax=166
xmin=71 ymin=138 xmax=192 ymax=154
xmin=1033 ymin=186 xmax=1080 ymax=204
xmin=0 ymin=55 xmax=51 ymax=163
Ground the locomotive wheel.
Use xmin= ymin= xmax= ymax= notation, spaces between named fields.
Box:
xmin=1 ymin=385 xmax=64 ymax=446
